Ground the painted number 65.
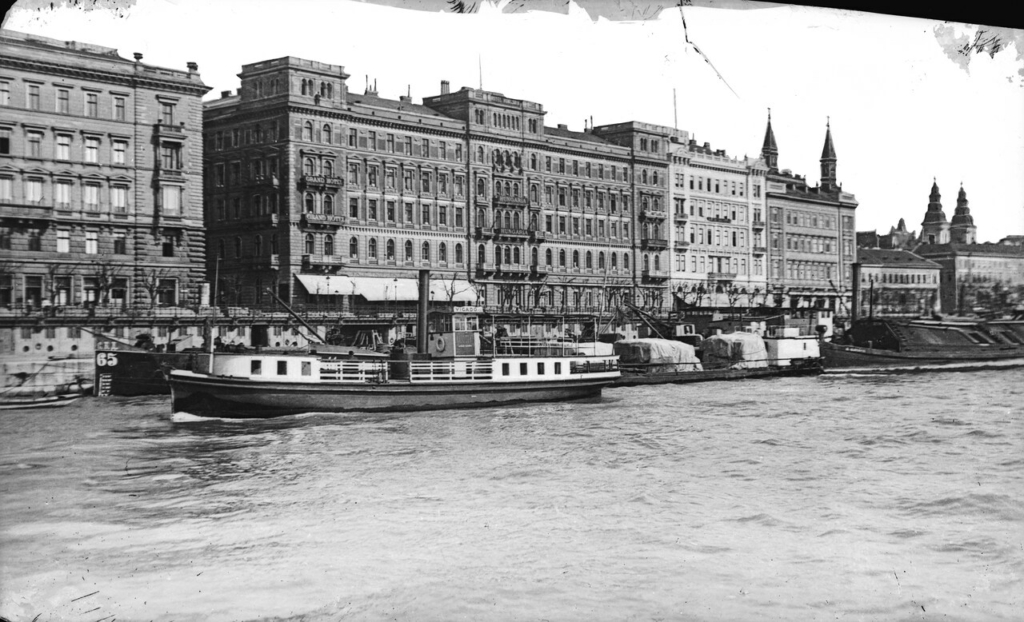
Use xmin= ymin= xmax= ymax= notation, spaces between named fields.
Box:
xmin=96 ymin=352 xmax=119 ymax=367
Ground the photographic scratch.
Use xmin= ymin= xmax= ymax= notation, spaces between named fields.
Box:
xmin=677 ymin=1 xmax=739 ymax=98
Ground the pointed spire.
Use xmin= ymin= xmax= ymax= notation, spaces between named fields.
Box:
xmin=821 ymin=116 xmax=837 ymax=160
xmin=761 ymin=108 xmax=778 ymax=170
xmin=819 ymin=117 xmax=837 ymax=190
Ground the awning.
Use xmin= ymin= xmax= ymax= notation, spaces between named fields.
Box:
xmin=295 ymin=275 xmax=478 ymax=303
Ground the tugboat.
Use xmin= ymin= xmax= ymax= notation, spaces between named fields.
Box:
xmin=167 ymin=271 xmax=620 ymax=418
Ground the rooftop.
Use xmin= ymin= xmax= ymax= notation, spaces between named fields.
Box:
xmin=858 ymin=248 xmax=941 ymax=269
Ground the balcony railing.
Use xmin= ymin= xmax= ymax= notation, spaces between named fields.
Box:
xmin=251 ymin=174 xmax=280 ymax=187
xmin=496 ymin=263 xmax=531 ymax=274
xmin=154 ymin=121 xmax=185 ymax=139
xmin=752 ymin=219 xmax=765 ymax=230
xmin=302 ymin=254 xmax=344 ymax=266
xmin=475 ymin=262 xmax=495 ymax=274
xmin=673 ymin=240 xmax=691 ymax=251
xmin=243 ymin=254 xmax=280 ymax=269
xmin=642 ymin=269 xmax=670 ymax=280
xmin=474 ymin=227 xmax=495 ymax=240
xmin=640 ymin=237 xmax=669 ymax=250
xmin=531 ymin=264 xmax=550 ymax=275
xmin=752 ymin=246 xmax=767 ymax=255
xmin=708 ymin=272 xmax=738 ymax=281
xmin=493 ymin=195 xmax=529 ymax=207
xmin=707 ymin=216 xmax=732 ymax=224
xmin=641 ymin=209 xmax=667 ymax=220
xmin=673 ymin=212 xmax=689 ymax=223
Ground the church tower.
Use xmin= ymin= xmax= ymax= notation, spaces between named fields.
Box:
xmin=949 ymin=184 xmax=977 ymax=244
xmin=819 ymin=118 xmax=837 ymax=192
xmin=761 ymin=109 xmax=779 ymax=171
xmin=920 ymin=179 xmax=950 ymax=245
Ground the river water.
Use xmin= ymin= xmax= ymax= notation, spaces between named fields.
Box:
xmin=1 ymin=370 xmax=1022 ymax=622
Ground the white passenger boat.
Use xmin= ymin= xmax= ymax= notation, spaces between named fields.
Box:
xmin=167 ymin=272 xmax=620 ymax=418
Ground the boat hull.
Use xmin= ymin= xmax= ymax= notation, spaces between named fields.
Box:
xmin=821 ymin=341 xmax=1024 ymax=373
xmin=169 ymin=373 xmax=612 ymax=418
xmin=613 ymin=360 xmax=822 ymax=387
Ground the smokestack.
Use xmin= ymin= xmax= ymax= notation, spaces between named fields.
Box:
xmin=441 ymin=80 xmax=450 ymax=95
xmin=186 ymin=61 xmax=198 ymax=73
xmin=417 ymin=270 xmax=430 ymax=355
xmin=221 ymin=90 xmax=231 ymax=98
xmin=851 ymin=262 xmax=861 ymax=323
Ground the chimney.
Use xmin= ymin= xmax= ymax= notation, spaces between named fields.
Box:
xmin=364 ymin=76 xmax=377 ymax=96
xmin=399 ymin=85 xmax=412 ymax=103
xmin=557 ymin=123 xmax=568 ymax=130
xmin=221 ymin=90 xmax=231 ymax=98
xmin=186 ymin=61 xmax=198 ymax=74
xmin=441 ymin=80 xmax=450 ymax=95
xmin=133 ymin=52 xmax=143 ymax=62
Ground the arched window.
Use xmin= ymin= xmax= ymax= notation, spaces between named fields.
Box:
xmin=405 ymin=240 xmax=414 ymax=262
xmin=653 ymin=171 xmax=659 ymax=186
xmin=324 ymin=235 xmax=334 ymax=256
xmin=531 ymin=247 xmax=538 ymax=265
xmin=323 ymin=195 xmax=334 ymax=215
xmin=529 ymin=213 xmax=538 ymax=229
xmin=324 ymin=160 xmax=334 ymax=177
xmin=598 ymin=252 xmax=605 ymax=269
xmin=477 ymin=208 xmax=486 ymax=227
xmin=254 ymin=235 xmax=263 ymax=256
xmin=504 ymin=212 xmax=512 ymax=229
xmin=513 ymin=212 xmax=521 ymax=228
xmin=439 ymin=242 xmax=448 ymax=263
xmin=572 ymin=250 xmax=580 ymax=268
xmin=545 ymin=249 xmax=553 ymax=266
xmin=368 ymin=238 xmax=377 ymax=259
xmin=477 ymin=244 xmax=486 ymax=264
xmin=643 ymin=254 xmax=650 ymax=271
xmin=328 ymin=83 xmax=333 ymax=99
xmin=455 ymin=243 xmax=464 ymax=264
xmin=623 ymin=253 xmax=630 ymax=271
xmin=504 ymin=181 xmax=511 ymax=197
xmin=586 ymin=251 xmax=592 ymax=269
xmin=323 ymin=124 xmax=332 ymax=144
xmin=349 ymin=237 xmax=358 ymax=258
xmin=233 ymin=237 xmax=242 ymax=258
xmin=611 ymin=253 xmax=617 ymax=269
xmin=476 ymin=178 xmax=485 ymax=196
xmin=386 ymin=239 xmax=395 ymax=260
xmin=477 ymin=146 xmax=484 ymax=163
xmin=513 ymin=247 xmax=520 ymax=264
xmin=530 ymin=154 xmax=537 ymax=169
xmin=305 ymin=193 xmax=315 ymax=213
xmin=530 ymin=185 xmax=538 ymax=203
xmin=642 ymin=169 xmax=648 ymax=184
xmin=271 ymin=234 xmax=278 ymax=254
xmin=559 ymin=249 xmax=566 ymax=267
xmin=494 ymin=180 xmax=501 ymax=197
xmin=303 ymin=121 xmax=313 ymax=141
xmin=217 ymin=239 xmax=225 ymax=259
xmin=300 ymin=79 xmax=307 ymax=95
xmin=252 ymin=194 xmax=261 ymax=215
xmin=654 ymin=255 xmax=661 ymax=271
xmin=504 ymin=246 xmax=512 ymax=264
xmin=513 ymin=183 xmax=520 ymax=198
xmin=304 ymin=234 xmax=314 ymax=255
xmin=421 ymin=242 xmax=430 ymax=262
xmin=304 ymin=158 xmax=314 ymax=176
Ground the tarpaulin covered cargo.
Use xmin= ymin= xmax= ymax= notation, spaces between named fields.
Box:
xmin=702 ymin=332 xmax=769 ymax=369
xmin=613 ymin=338 xmax=703 ymax=372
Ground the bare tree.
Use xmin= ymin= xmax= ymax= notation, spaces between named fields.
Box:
xmin=431 ymin=272 xmax=475 ymax=304
xmin=724 ymin=282 xmax=743 ymax=314
xmin=91 ymin=260 xmax=126 ymax=305
xmin=140 ymin=267 xmax=174 ymax=309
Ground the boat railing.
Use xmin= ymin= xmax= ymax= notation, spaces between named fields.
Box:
xmin=570 ymin=359 xmax=619 ymax=374
xmin=319 ymin=359 xmax=389 ymax=383
xmin=408 ymin=360 xmax=494 ymax=382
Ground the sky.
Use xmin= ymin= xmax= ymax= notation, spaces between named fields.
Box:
xmin=4 ymin=0 xmax=1023 ymax=242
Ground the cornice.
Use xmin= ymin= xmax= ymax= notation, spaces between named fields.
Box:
xmin=0 ymin=56 xmax=210 ymax=96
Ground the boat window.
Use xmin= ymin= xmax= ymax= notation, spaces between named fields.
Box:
xmin=1000 ymin=332 xmax=1022 ymax=345
xmin=277 ymin=361 xmax=288 ymax=375
xmin=251 ymin=360 xmax=262 ymax=375
xmin=502 ymin=363 xmax=510 ymax=376
xmin=537 ymin=362 xmax=545 ymax=375
xmin=966 ymin=332 xmax=991 ymax=345
xmin=554 ymin=362 xmax=562 ymax=374
xmin=520 ymin=362 xmax=528 ymax=375
xmin=301 ymin=361 xmax=312 ymax=376
xmin=453 ymin=316 xmax=466 ymax=331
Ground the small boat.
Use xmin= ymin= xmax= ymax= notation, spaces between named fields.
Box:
xmin=167 ymin=272 xmax=620 ymax=418
xmin=821 ymin=317 xmax=1024 ymax=373
xmin=0 ymin=381 xmax=93 ymax=410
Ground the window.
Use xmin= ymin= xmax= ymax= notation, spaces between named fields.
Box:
xmin=385 ymin=239 xmax=395 ymax=261
xmin=439 ymin=242 xmax=447 ymax=263
xmin=368 ymin=238 xmax=378 ymax=259
xmin=349 ymin=198 xmax=359 ymax=218
xmin=84 ymin=184 xmax=99 ymax=211
xmin=162 ymin=234 xmax=175 ymax=257
xmin=112 ymin=140 xmax=127 ymax=165
xmin=455 ymin=244 xmax=463 ymax=263
xmin=27 ymin=131 xmax=42 ymax=158
xmin=161 ymin=102 xmax=174 ymax=126
xmin=54 ymin=181 xmax=71 ymax=208
xmin=157 ymin=279 xmax=176 ymax=306
xmin=0 ymin=81 xmax=8 ymax=106
xmin=405 ymin=240 xmax=414 ymax=262
xmin=160 ymin=143 xmax=181 ymax=169
xmin=27 ymin=84 xmax=40 ymax=110
xmin=324 ymin=234 xmax=334 ymax=256
xmin=113 ymin=96 xmax=126 ymax=121
xmin=85 ymin=92 xmax=98 ymax=117
xmin=85 ymin=137 xmax=100 ymax=163
xmin=324 ymin=195 xmax=334 ymax=215
xmin=57 ymin=89 xmax=69 ymax=113
xmin=349 ymin=237 xmax=359 ymax=258
xmin=113 ymin=232 xmax=127 ymax=254
xmin=28 ymin=230 xmax=42 ymax=251
xmin=85 ymin=231 xmax=98 ymax=254
xmin=421 ymin=242 xmax=430 ymax=262
xmin=57 ymin=229 xmax=70 ymax=253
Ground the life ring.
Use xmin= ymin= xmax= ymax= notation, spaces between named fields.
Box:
xmin=389 ymin=337 xmax=395 ymax=345
xmin=436 ymin=336 xmax=446 ymax=352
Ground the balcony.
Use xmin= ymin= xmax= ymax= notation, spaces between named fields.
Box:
xmin=531 ymin=229 xmax=548 ymax=243
xmin=708 ymin=272 xmax=738 ymax=281
xmin=752 ymin=246 xmax=767 ymax=255
xmin=641 ymin=208 xmax=667 ymax=221
xmin=154 ymin=166 xmax=184 ymax=182
xmin=494 ymin=227 xmax=531 ymax=240
xmin=300 ymin=175 xmax=345 ymax=189
xmin=673 ymin=240 xmax=691 ymax=251
xmin=707 ymin=216 xmax=732 ymax=224
xmin=302 ymin=254 xmax=345 ymax=267
xmin=752 ymin=219 xmax=765 ymax=231
xmin=493 ymin=195 xmax=529 ymax=207
xmin=475 ymin=262 xmax=495 ymax=275
xmin=496 ymin=263 xmax=531 ymax=275
xmin=673 ymin=212 xmax=689 ymax=223
xmin=243 ymin=254 xmax=280 ymax=269
xmin=302 ymin=213 xmax=344 ymax=227
xmin=474 ymin=227 xmax=495 ymax=240
xmin=531 ymin=263 xmax=550 ymax=275
xmin=3 ymin=202 xmax=53 ymax=221
xmin=640 ymin=237 xmax=669 ymax=251
xmin=642 ymin=269 xmax=670 ymax=281
xmin=251 ymin=174 xmax=280 ymax=188
xmin=153 ymin=121 xmax=185 ymax=140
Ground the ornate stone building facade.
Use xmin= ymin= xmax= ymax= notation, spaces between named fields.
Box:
xmin=761 ymin=115 xmax=858 ymax=313
xmin=668 ymin=137 xmax=768 ymax=308
xmin=204 ymin=56 xmax=672 ymax=315
xmin=0 ymin=29 xmax=210 ymax=311
xmin=855 ymin=248 xmax=940 ymax=317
